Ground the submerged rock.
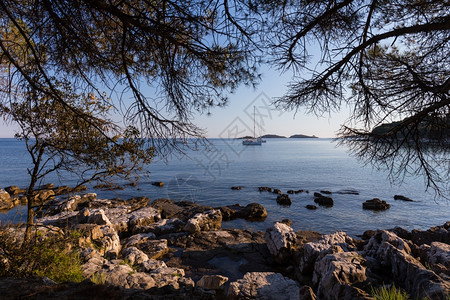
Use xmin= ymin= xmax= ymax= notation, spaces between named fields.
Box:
xmin=394 ymin=195 xmax=413 ymax=202
xmin=314 ymin=196 xmax=334 ymax=207
xmin=276 ymin=194 xmax=292 ymax=206
xmin=362 ymin=198 xmax=390 ymax=210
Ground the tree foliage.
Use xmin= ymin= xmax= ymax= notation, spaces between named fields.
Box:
xmin=0 ymin=0 xmax=260 ymax=154
xmin=260 ymin=0 xmax=449 ymax=196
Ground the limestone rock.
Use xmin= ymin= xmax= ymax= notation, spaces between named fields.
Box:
xmin=82 ymin=255 xmax=108 ymax=278
xmin=123 ymin=233 xmax=168 ymax=259
xmin=138 ymin=259 xmax=167 ymax=273
xmin=61 ymin=195 xmax=82 ymax=212
xmin=132 ymin=218 xmax=185 ymax=236
xmin=313 ymin=252 xmax=367 ymax=300
xmin=0 ymin=189 xmax=13 ymax=210
xmin=99 ymin=263 xmax=156 ymax=290
xmin=138 ymin=239 xmax=169 ymax=260
xmin=128 ymin=206 xmax=161 ymax=229
xmin=364 ymin=230 xmax=450 ymax=299
xmin=226 ymin=272 xmax=300 ymax=299
xmin=97 ymin=225 xmax=121 ymax=256
xmin=149 ymin=266 xmax=185 ymax=289
xmin=183 ymin=209 xmax=222 ymax=233
xmin=87 ymin=209 xmax=111 ymax=225
xmin=264 ymin=222 xmax=297 ymax=264
xmin=197 ymin=275 xmax=228 ymax=290
xmin=121 ymin=247 xmax=149 ymax=265
xmin=299 ymin=231 xmax=355 ymax=274
xmin=123 ymin=232 xmax=156 ymax=248
xmin=425 ymin=242 xmax=450 ymax=272
xmin=103 ymin=206 xmax=130 ymax=233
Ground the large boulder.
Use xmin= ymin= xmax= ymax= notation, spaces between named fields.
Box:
xmin=226 ymin=272 xmax=300 ymax=299
xmin=183 ymin=209 xmax=222 ymax=233
xmin=313 ymin=251 xmax=368 ymax=300
xmin=299 ymin=231 xmax=355 ymax=274
xmin=363 ymin=230 xmax=450 ymax=299
xmin=264 ymin=222 xmax=297 ymax=264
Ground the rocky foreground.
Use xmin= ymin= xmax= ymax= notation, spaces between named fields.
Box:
xmin=0 ymin=193 xmax=449 ymax=299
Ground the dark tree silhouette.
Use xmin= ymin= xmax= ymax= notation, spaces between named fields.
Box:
xmin=260 ymin=0 xmax=449 ymax=196
xmin=0 ymin=0 xmax=261 ymax=154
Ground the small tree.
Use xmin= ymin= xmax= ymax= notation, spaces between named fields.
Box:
xmin=0 ymin=81 xmax=153 ymax=241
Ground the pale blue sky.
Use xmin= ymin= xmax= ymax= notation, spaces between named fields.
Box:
xmin=0 ymin=65 xmax=350 ymax=139
xmin=195 ymin=65 xmax=350 ymax=138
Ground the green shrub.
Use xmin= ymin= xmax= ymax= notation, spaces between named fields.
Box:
xmin=0 ymin=226 xmax=84 ymax=283
xmin=371 ymin=284 xmax=409 ymax=300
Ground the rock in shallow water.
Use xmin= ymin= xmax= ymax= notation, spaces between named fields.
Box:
xmin=362 ymin=198 xmax=390 ymax=210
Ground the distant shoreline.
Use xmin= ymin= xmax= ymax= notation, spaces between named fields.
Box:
xmin=237 ymin=134 xmax=319 ymax=139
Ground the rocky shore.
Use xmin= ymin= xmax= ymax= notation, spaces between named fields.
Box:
xmin=0 ymin=191 xmax=449 ymax=299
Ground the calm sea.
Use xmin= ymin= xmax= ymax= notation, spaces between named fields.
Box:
xmin=0 ymin=138 xmax=448 ymax=236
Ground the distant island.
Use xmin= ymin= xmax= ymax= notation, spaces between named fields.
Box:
xmin=260 ymin=134 xmax=286 ymax=138
xmin=237 ymin=134 xmax=319 ymax=139
xmin=289 ymin=134 xmax=318 ymax=138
